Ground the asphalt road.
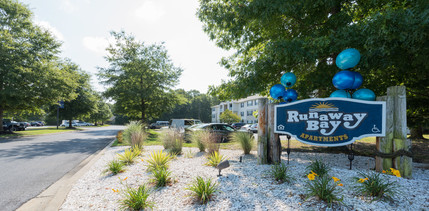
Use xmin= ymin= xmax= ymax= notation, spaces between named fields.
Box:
xmin=0 ymin=125 xmax=124 ymax=211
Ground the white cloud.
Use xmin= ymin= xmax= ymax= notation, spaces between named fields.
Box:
xmin=60 ymin=0 xmax=78 ymax=13
xmin=82 ymin=36 xmax=114 ymax=55
xmin=35 ymin=21 xmax=65 ymax=41
xmin=134 ymin=1 xmax=166 ymax=23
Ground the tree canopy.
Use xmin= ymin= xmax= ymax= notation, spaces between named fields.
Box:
xmin=0 ymin=0 xmax=79 ymax=131
xmin=98 ymin=31 xmax=183 ymax=122
xmin=198 ymin=0 xmax=428 ymax=133
xmin=220 ymin=109 xmax=241 ymax=124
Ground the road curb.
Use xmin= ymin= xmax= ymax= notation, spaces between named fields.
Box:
xmin=17 ymin=138 xmax=116 ymax=211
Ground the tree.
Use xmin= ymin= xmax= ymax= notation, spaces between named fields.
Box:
xmin=220 ymin=109 xmax=241 ymax=124
xmin=0 ymin=0 xmax=79 ymax=131
xmin=198 ymin=0 xmax=428 ymax=138
xmin=88 ymin=99 xmax=113 ymax=125
xmin=98 ymin=31 xmax=183 ymax=122
xmin=52 ymin=68 xmax=98 ymax=128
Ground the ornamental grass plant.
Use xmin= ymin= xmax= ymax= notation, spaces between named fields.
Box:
xmin=123 ymin=121 xmax=147 ymax=147
xmin=150 ymin=168 xmax=173 ymax=188
xmin=103 ymin=159 xmax=125 ymax=175
xmin=205 ymin=151 xmax=226 ymax=167
xmin=116 ymin=130 xmax=124 ymax=143
xmin=119 ymin=184 xmax=154 ymax=210
xmin=305 ymin=159 xmax=330 ymax=177
xmin=231 ymin=132 xmax=253 ymax=154
xmin=354 ymin=171 xmax=399 ymax=201
xmin=186 ymin=176 xmax=219 ymax=204
xmin=146 ymin=150 xmax=172 ymax=172
xmin=305 ymin=173 xmax=343 ymax=207
xmin=190 ymin=130 xmax=208 ymax=152
xmin=162 ymin=129 xmax=183 ymax=155
xmin=118 ymin=147 xmax=140 ymax=165
xmin=268 ymin=162 xmax=292 ymax=184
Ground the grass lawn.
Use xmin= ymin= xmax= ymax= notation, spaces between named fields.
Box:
xmin=0 ymin=127 xmax=83 ymax=138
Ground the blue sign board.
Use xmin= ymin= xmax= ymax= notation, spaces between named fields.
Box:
xmin=275 ymin=98 xmax=386 ymax=147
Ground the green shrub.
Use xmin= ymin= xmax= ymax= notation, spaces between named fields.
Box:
xmin=123 ymin=121 xmax=147 ymax=147
xmin=119 ymin=184 xmax=154 ymax=210
xmin=117 ymin=130 xmax=124 ymax=143
xmin=103 ymin=160 xmax=125 ymax=175
xmin=231 ymin=132 xmax=253 ymax=154
xmin=150 ymin=168 xmax=173 ymax=188
xmin=162 ymin=129 xmax=183 ymax=155
xmin=186 ymin=176 xmax=219 ymax=204
xmin=305 ymin=173 xmax=343 ymax=207
xmin=205 ymin=151 xmax=226 ymax=167
xmin=190 ymin=130 xmax=208 ymax=152
xmin=118 ymin=148 xmax=140 ymax=165
xmin=306 ymin=159 xmax=330 ymax=177
xmin=184 ymin=150 xmax=194 ymax=158
xmin=354 ymin=171 xmax=399 ymax=201
xmin=268 ymin=163 xmax=292 ymax=184
xmin=146 ymin=150 xmax=172 ymax=172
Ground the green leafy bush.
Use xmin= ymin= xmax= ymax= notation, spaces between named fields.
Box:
xmin=118 ymin=147 xmax=140 ymax=165
xmin=103 ymin=160 xmax=125 ymax=175
xmin=205 ymin=151 xmax=226 ymax=167
xmin=162 ymin=129 xmax=183 ymax=155
xmin=305 ymin=173 xmax=343 ymax=207
xmin=306 ymin=159 xmax=330 ymax=177
xmin=268 ymin=163 xmax=292 ymax=184
xmin=231 ymin=132 xmax=253 ymax=154
xmin=186 ymin=176 xmax=219 ymax=204
xmin=354 ymin=171 xmax=399 ymax=201
xmin=119 ymin=184 xmax=154 ymax=210
xmin=146 ymin=150 xmax=172 ymax=172
xmin=150 ymin=168 xmax=173 ymax=188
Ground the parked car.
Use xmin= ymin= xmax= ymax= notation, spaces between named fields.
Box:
xmin=169 ymin=119 xmax=202 ymax=130
xmin=240 ymin=124 xmax=252 ymax=131
xmin=17 ymin=122 xmax=27 ymax=131
xmin=30 ymin=121 xmax=41 ymax=126
xmin=248 ymin=123 xmax=258 ymax=133
xmin=2 ymin=119 xmax=19 ymax=132
xmin=149 ymin=121 xmax=169 ymax=129
xmin=231 ymin=122 xmax=246 ymax=129
xmin=186 ymin=123 xmax=237 ymax=143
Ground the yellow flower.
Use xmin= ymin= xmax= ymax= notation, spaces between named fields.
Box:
xmin=363 ymin=177 xmax=369 ymax=181
xmin=393 ymin=170 xmax=401 ymax=178
xmin=332 ymin=177 xmax=340 ymax=182
xmin=358 ymin=178 xmax=368 ymax=183
xmin=382 ymin=170 xmax=386 ymax=173
xmin=308 ymin=173 xmax=316 ymax=181
xmin=338 ymin=183 xmax=343 ymax=186
xmin=310 ymin=171 xmax=318 ymax=176
xmin=112 ymin=189 xmax=119 ymax=193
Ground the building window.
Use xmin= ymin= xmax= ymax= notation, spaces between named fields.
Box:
xmin=254 ymin=100 xmax=258 ymax=105
xmin=212 ymin=108 xmax=215 ymax=112
xmin=229 ymin=104 xmax=232 ymax=108
xmin=212 ymin=114 xmax=216 ymax=119
xmin=240 ymin=112 xmax=244 ymax=117
xmin=247 ymin=110 xmax=253 ymax=116
xmin=240 ymin=103 xmax=244 ymax=108
xmin=247 ymin=100 xmax=253 ymax=106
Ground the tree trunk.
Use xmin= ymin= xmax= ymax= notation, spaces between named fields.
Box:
xmin=410 ymin=126 xmax=425 ymax=139
xmin=69 ymin=119 xmax=72 ymax=128
xmin=0 ymin=107 xmax=3 ymax=132
xmin=257 ymin=98 xmax=268 ymax=164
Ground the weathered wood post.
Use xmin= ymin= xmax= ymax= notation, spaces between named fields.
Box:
xmin=257 ymin=98 xmax=269 ymax=164
xmin=268 ymin=103 xmax=281 ymax=163
xmin=376 ymin=86 xmax=412 ymax=178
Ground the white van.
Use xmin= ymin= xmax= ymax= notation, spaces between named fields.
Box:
xmin=169 ymin=119 xmax=202 ymax=129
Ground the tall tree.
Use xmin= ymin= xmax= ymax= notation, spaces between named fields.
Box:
xmin=198 ymin=0 xmax=428 ymax=137
xmin=87 ymin=99 xmax=113 ymax=125
xmin=98 ymin=31 xmax=183 ymax=122
xmin=0 ymin=0 xmax=79 ymax=131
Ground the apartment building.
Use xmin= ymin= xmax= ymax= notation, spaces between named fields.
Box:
xmin=211 ymin=95 xmax=267 ymax=123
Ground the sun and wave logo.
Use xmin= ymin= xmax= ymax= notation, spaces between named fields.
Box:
xmin=309 ymin=102 xmax=339 ymax=112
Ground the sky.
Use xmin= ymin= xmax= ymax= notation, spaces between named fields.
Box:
xmin=20 ymin=0 xmax=231 ymax=94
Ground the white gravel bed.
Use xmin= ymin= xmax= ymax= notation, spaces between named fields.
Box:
xmin=60 ymin=145 xmax=429 ymax=210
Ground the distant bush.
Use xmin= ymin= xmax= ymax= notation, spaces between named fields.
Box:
xmin=231 ymin=132 xmax=253 ymax=154
xmin=162 ymin=129 xmax=183 ymax=155
xmin=116 ymin=130 xmax=124 ymax=143
xmin=123 ymin=121 xmax=147 ymax=147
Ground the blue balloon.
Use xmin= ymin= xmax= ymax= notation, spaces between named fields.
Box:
xmin=352 ymin=88 xmax=376 ymax=101
xmin=283 ymin=89 xmax=298 ymax=102
xmin=270 ymin=84 xmax=286 ymax=100
xmin=336 ymin=48 xmax=361 ymax=70
xmin=332 ymin=70 xmax=355 ymax=90
xmin=281 ymin=72 xmax=296 ymax=88
xmin=350 ymin=71 xmax=363 ymax=89
xmin=329 ymin=90 xmax=351 ymax=98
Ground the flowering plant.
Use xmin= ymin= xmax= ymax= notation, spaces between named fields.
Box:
xmin=305 ymin=172 xmax=343 ymax=207
xmin=382 ymin=168 xmax=401 ymax=177
xmin=354 ymin=171 xmax=399 ymax=201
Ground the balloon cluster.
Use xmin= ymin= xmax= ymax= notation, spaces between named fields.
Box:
xmin=330 ymin=48 xmax=375 ymax=101
xmin=269 ymin=72 xmax=298 ymax=103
